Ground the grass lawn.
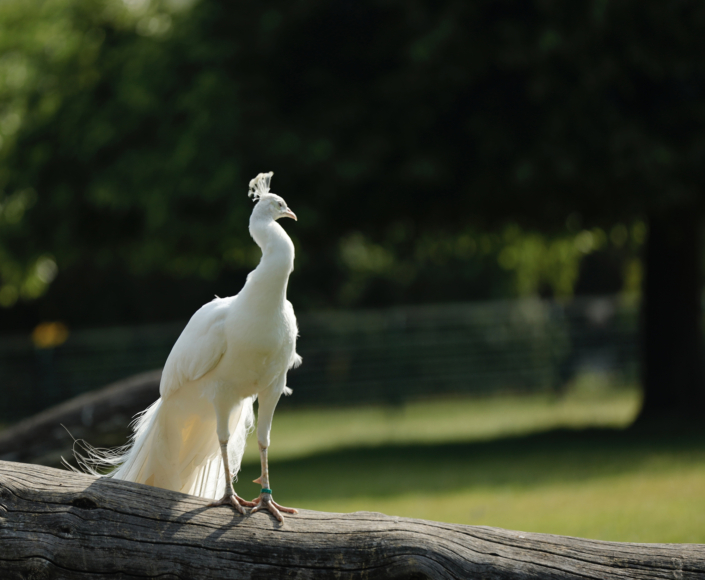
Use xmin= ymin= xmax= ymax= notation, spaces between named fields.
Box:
xmin=238 ymin=383 xmax=705 ymax=544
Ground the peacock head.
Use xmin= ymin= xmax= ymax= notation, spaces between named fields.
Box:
xmin=248 ymin=172 xmax=297 ymax=221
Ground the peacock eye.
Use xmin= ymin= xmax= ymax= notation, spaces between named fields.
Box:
xmin=278 ymin=202 xmax=284 ymax=208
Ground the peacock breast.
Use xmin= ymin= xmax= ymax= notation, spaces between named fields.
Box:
xmin=216 ymin=307 xmax=296 ymax=394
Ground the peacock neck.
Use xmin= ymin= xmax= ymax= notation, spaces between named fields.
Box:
xmin=241 ymin=218 xmax=295 ymax=310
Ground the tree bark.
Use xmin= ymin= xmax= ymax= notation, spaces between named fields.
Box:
xmin=1 ymin=461 xmax=703 ymax=580
xmin=638 ymin=208 xmax=705 ymax=422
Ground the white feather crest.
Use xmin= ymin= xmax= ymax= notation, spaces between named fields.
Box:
xmin=248 ymin=171 xmax=274 ymax=202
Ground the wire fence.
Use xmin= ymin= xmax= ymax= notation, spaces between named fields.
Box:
xmin=0 ymin=296 xmax=639 ymax=422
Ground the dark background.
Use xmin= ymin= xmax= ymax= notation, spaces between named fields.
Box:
xmin=0 ymin=0 xmax=703 ymax=422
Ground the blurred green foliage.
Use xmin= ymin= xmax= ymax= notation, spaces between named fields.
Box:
xmin=335 ymin=220 xmax=646 ymax=305
xmin=0 ymin=0 xmax=702 ymax=329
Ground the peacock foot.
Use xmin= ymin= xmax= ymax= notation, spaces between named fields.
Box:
xmin=250 ymin=492 xmax=298 ymax=524
xmin=207 ymin=492 xmax=256 ymax=515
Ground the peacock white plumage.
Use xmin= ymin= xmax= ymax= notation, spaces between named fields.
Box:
xmin=74 ymin=172 xmax=301 ymax=522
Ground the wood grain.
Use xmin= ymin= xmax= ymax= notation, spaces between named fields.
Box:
xmin=1 ymin=460 xmax=703 ymax=579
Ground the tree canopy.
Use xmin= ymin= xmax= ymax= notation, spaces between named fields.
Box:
xmin=0 ymin=0 xmax=702 ymax=329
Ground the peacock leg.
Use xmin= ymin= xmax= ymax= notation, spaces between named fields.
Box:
xmin=207 ymin=400 xmax=255 ymax=513
xmin=250 ymin=379 xmax=298 ymax=523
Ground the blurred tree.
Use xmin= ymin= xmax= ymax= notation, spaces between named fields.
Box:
xmin=0 ymin=0 xmax=703 ymax=419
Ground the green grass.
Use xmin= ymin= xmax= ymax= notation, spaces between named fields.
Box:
xmin=238 ymin=383 xmax=705 ymax=544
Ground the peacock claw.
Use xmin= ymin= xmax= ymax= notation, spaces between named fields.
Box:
xmin=207 ymin=493 xmax=255 ymax=514
xmin=237 ymin=495 xmax=257 ymax=508
xmin=250 ymin=493 xmax=298 ymax=523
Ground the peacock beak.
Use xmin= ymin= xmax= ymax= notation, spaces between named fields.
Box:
xmin=283 ymin=208 xmax=297 ymax=221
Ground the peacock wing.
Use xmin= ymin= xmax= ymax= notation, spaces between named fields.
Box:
xmin=159 ymin=296 xmax=235 ymax=400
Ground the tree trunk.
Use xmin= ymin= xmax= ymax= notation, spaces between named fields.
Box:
xmin=1 ymin=461 xmax=704 ymax=580
xmin=638 ymin=208 xmax=705 ymax=422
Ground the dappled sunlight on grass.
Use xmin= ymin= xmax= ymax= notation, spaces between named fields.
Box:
xmin=237 ymin=386 xmax=705 ymax=543
xmin=245 ymin=382 xmax=641 ymax=463
xmin=291 ymin=451 xmax=705 ymax=544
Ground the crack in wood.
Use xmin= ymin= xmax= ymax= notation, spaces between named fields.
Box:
xmin=1 ymin=460 xmax=704 ymax=580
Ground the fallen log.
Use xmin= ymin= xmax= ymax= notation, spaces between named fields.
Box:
xmin=0 ymin=461 xmax=703 ymax=579
xmin=0 ymin=370 xmax=160 ymax=466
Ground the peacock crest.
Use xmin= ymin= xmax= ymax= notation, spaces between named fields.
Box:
xmin=248 ymin=172 xmax=274 ymax=202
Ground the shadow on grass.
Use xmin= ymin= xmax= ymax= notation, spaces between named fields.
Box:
xmin=239 ymin=424 xmax=705 ymax=503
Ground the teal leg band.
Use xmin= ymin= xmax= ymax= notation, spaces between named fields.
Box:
xmin=261 ymin=488 xmax=272 ymax=494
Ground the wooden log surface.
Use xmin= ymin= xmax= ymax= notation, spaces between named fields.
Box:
xmin=1 ymin=460 xmax=703 ymax=579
